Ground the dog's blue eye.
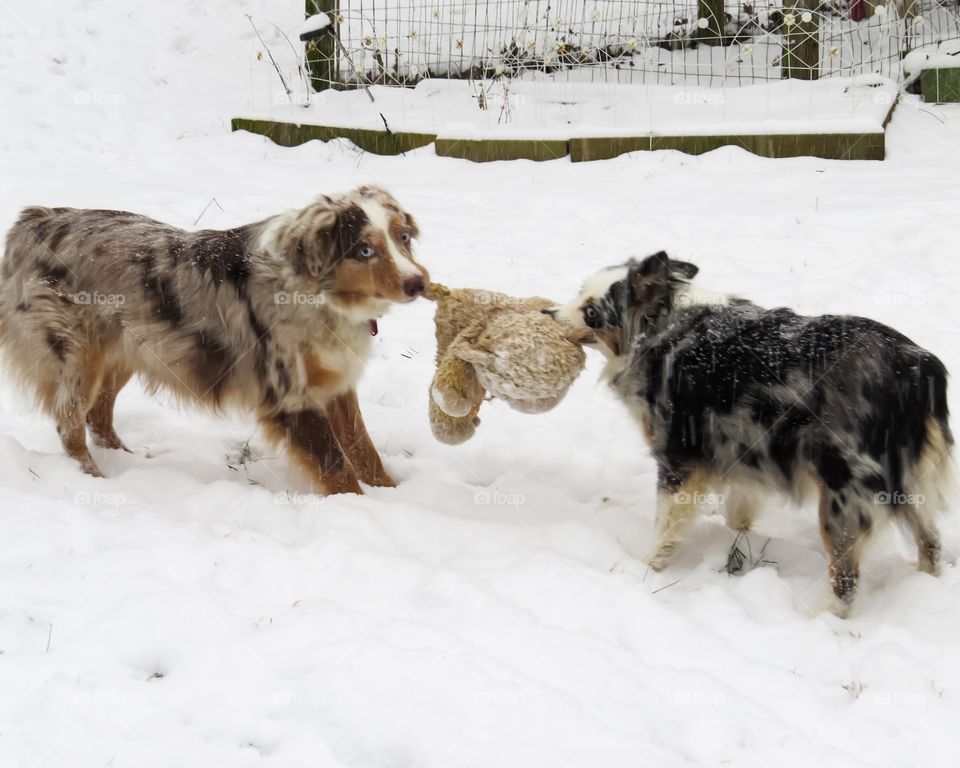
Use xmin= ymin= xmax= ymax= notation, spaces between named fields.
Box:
xmin=399 ymin=232 xmax=411 ymax=244
xmin=358 ymin=245 xmax=375 ymax=260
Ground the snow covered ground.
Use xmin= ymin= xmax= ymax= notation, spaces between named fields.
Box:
xmin=243 ymin=76 xmax=898 ymax=139
xmin=2 ymin=2 xmax=960 ymax=766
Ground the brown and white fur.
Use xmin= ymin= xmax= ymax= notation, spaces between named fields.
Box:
xmin=0 ymin=185 xmax=428 ymax=494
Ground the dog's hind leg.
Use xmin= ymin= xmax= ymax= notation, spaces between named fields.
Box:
xmin=261 ymin=407 xmax=363 ymax=495
xmin=817 ymin=486 xmax=870 ymax=617
xmin=325 ymin=389 xmax=395 ymax=488
xmin=86 ymin=366 xmax=132 ymax=451
xmin=899 ymin=504 xmax=942 ymax=576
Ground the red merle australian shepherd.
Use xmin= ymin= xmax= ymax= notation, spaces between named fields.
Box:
xmin=0 ymin=186 xmax=428 ymax=495
xmin=554 ymin=252 xmax=953 ymax=615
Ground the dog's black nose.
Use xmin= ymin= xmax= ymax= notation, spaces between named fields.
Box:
xmin=403 ymin=275 xmax=426 ymax=297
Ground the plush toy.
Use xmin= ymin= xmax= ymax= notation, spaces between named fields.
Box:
xmin=424 ymin=283 xmax=586 ymax=444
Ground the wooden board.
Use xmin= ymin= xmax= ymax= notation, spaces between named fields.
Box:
xmin=434 ymin=137 xmax=569 ymax=162
xmin=232 ymin=117 xmax=889 ymax=162
xmin=570 ymin=130 xmax=885 ymax=161
xmin=921 ymin=67 xmax=960 ymax=104
xmin=231 ymin=118 xmax=437 ymax=155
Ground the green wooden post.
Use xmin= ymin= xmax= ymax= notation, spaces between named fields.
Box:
xmin=695 ymin=0 xmax=728 ymax=46
xmin=305 ymin=0 xmax=338 ymax=92
xmin=782 ymin=0 xmax=820 ymax=80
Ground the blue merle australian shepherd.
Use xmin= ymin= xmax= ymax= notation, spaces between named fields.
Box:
xmin=554 ymin=252 xmax=953 ymax=615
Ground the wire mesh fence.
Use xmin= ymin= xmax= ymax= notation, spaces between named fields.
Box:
xmin=303 ymin=0 xmax=960 ymax=88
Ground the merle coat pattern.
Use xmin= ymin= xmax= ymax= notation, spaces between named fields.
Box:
xmin=560 ymin=252 xmax=953 ymax=614
xmin=0 ymin=186 xmax=429 ymax=494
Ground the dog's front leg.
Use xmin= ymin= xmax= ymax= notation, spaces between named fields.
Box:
xmin=646 ymin=465 xmax=702 ymax=571
xmin=264 ymin=408 xmax=363 ymax=495
xmin=326 ymin=389 xmax=396 ymax=488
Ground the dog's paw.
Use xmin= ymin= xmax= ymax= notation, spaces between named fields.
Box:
xmin=365 ymin=473 xmax=397 ymax=489
xmin=813 ymin=592 xmax=853 ymax=619
xmin=645 ymin=553 xmax=669 ymax=573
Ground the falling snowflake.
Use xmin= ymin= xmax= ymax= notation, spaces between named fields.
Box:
xmin=783 ymin=13 xmax=796 ymax=26
xmin=494 ymin=64 xmax=503 ymax=76
xmin=627 ymin=38 xmax=638 ymax=51
xmin=336 ymin=14 xmax=344 ymax=25
xmin=697 ymin=18 xmax=709 ymax=29
xmin=913 ymin=16 xmax=924 ymax=27
xmin=432 ymin=9 xmax=439 ymax=19
xmin=741 ymin=43 xmax=754 ymax=55
xmin=591 ymin=9 xmax=602 ymax=21
xmin=410 ymin=64 xmax=420 ymax=76
xmin=829 ymin=46 xmax=840 ymax=58
xmin=354 ymin=65 xmax=363 ymax=75
xmin=456 ymin=39 xmax=463 ymax=49
xmin=409 ymin=28 xmax=417 ymax=40
xmin=362 ymin=36 xmax=373 ymax=47
xmin=801 ymin=11 xmax=812 ymax=23
xmin=875 ymin=5 xmax=887 ymax=16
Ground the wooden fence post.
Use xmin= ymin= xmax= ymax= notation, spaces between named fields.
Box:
xmin=305 ymin=0 xmax=338 ymax=91
xmin=696 ymin=0 xmax=728 ymax=45
xmin=782 ymin=0 xmax=820 ymax=80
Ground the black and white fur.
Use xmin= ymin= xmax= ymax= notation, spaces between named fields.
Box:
xmin=555 ymin=252 xmax=954 ymax=615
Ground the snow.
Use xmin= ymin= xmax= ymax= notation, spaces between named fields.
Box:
xmin=242 ymin=76 xmax=897 ymax=140
xmin=904 ymin=38 xmax=960 ymax=76
xmin=2 ymin=2 xmax=960 ymax=767
xmin=300 ymin=13 xmax=332 ymax=36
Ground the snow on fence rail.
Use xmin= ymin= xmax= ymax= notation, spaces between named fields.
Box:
xmin=303 ymin=0 xmax=960 ymax=88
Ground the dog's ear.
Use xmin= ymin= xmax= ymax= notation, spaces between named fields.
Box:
xmin=628 ymin=251 xmax=671 ymax=314
xmin=280 ymin=200 xmax=339 ymax=280
xmin=405 ymin=211 xmax=420 ymax=239
xmin=669 ymin=259 xmax=699 ymax=281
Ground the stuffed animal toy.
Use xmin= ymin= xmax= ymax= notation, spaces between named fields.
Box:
xmin=425 ymin=283 xmax=586 ymax=444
